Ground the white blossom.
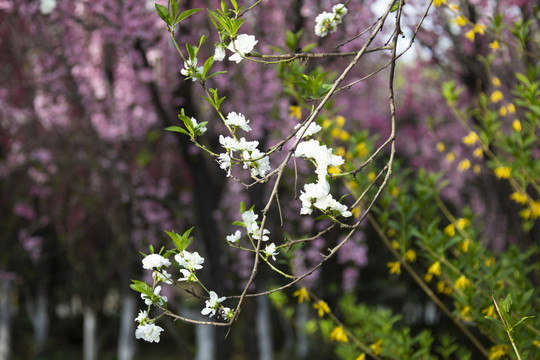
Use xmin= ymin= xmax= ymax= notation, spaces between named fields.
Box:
xmin=227 ymin=34 xmax=258 ymax=63
xmin=175 ymin=250 xmax=205 ymax=271
xmin=226 ymin=112 xmax=252 ymax=132
xmin=190 ymin=117 xmax=207 ymax=134
xmin=263 ymin=243 xmax=279 ymax=261
xmin=221 ymin=307 xmax=234 ymax=321
xmin=153 ymin=269 xmax=173 ymax=284
xmin=314 ymin=12 xmax=337 ymax=37
xmin=141 ymin=286 xmax=167 ymax=306
xmin=135 ymin=323 xmax=164 ymax=343
xmin=226 ymin=230 xmax=241 ymax=244
xmin=180 ymin=58 xmax=203 ymax=81
xmin=242 ymin=209 xmax=258 ymax=227
xmin=201 ymin=291 xmax=226 ymax=318
xmin=217 ymin=153 xmax=232 ymax=176
xmin=332 ymin=4 xmax=348 ymax=22
xmin=214 ymin=44 xmax=226 ymax=61
xmin=142 ymin=254 xmax=171 ymax=270
xmin=242 ymin=148 xmax=270 ymax=178
xmin=294 ymin=122 xmax=322 ymax=139
xmin=40 ymin=0 xmax=56 ymax=15
xmin=134 ymin=310 xmax=148 ymax=324
xmin=178 ymin=269 xmax=197 ymax=283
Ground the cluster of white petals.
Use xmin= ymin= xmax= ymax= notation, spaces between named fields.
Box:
xmin=201 ymin=291 xmax=226 ymax=317
xmin=218 ymin=135 xmax=271 ymax=178
xmin=175 ymin=250 xmax=204 ymax=271
xmin=227 ymin=34 xmax=258 ymax=63
xmin=226 ymin=230 xmax=241 ymax=244
xmin=241 ymin=209 xmax=270 ymax=241
xmin=263 ymin=243 xmax=279 ymax=261
xmin=190 ymin=117 xmax=207 ymax=134
xmin=152 ymin=269 xmax=173 ymax=284
xmin=141 ymin=286 xmax=168 ymax=306
xmin=142 ymin=254 xmax=171 ymax=270
xmin=294 ymin=138 xmax=351 ymax=217
xmin=314 ymin=3 xmax=348 ymax=37
xmin=214 ymin=44 xmax=226 ymax=61
xmin=135 ymin=323 xmax=164 ymax=343
xmin=294 ymin=122 xmax=322 ymax=139
xmin=226 ymin=112 xmax=252 ymax=132
xmin=180 ymin=58 xmax=203 ymax=81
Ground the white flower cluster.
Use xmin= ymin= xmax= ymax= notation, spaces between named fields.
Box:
xmin=218 ymin=123 xmax=271 ymax=178
xmin=214 ymin=34 xmax=258 ymax=63
xmin=226 ymin=208 xmax=279 ymax=261
xmin=134 ymin=310 xmax=164 ymax=343
xmin=180 ymin=58 xmax=204 ymax=81
xmin=314 ymin=3 xmax=348 ymax=37
xmin=293 ymin=127 xmax=352 ymax=218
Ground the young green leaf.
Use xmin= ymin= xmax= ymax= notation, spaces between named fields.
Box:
xmin=155 ymin=4 xmax=171 ymax=26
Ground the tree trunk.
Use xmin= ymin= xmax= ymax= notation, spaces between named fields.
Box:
xmin=25 ymin=285 xmax=49 ymax=355
xmin=83 ymin=307 xmax=98 ymax=360
xmin=295 ymin=303 xmax=309 ymax=358
xmin=195 ymin=323 xmax=215 ymax=360
xmin=256 ymin=295 xmax=273 ymax=360
xmin=117 ymin=294 xmax=136 ymax=360
xmin=0 ymin=274 xmax=15 ymax=360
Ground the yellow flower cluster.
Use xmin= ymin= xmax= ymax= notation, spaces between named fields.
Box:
xmin=329 ymin=326 xmax=348 ymax=343
xmin=425 ymin=261 xmax=441 ymax=282
xmin=387 ymin=261 xmax=401 ymax=275
xmin=293 ymin=287 xmax=310 ymax=303
xmin=494 ymin=166 xmax=511 ymax=179
xmin=313 ymin=300 xmax=330 ymax=318
xmin=455 ymin=275 xmax=470 ymax=290
xmin=489 ymin=345 xmax=508 ymax=360
xmin=437 ymin=280 xmax=452 ymax=295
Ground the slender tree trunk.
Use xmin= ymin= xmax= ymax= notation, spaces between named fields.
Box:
xmin=25 ymin=285 xmax=49 ymax=355
xmin=83 ymin=307 xmax=98 ymax=360
xmin=256 ymin=296 xmax=273 ymax=360
xmin=0 ymin=274 xmax=15 ymax=360
xmin=195 ymin=323 xmax=215 ymax=360
xmin=295 ymin=303 xmax=309 ymax=358
xmin=117 ymin=294 xmax=136 ymax=360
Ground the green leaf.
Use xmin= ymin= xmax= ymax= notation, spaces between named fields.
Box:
xmin=130 ymin=280 xmax=153 ymax=296
xmin=202 ymin=56 xmax=214 ymax=78
xmin=176 ymin=8 xmax=202 ymax=24
xmin=230 ymin=0 xmax=238 ymax=11
xmin=240 ymin=201 xmax=246 ymax=213
xmin=165 ymin=126 xmax=189 ymax=136
xmin=155 ymin=4 xmax=171 ymax=26
xmin=164 ymin=230 xmax=183 ymax=251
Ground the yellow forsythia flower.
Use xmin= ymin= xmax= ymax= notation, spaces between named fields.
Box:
xmin=473 ymin=147 xmax=483 ymax=158
xmin=489 ymin=40 xmax=500 ymax=51
xmin=484 ymin=257 xmax=495 ymax=267
xmin=473 ymin=24 xmax=486 ymax=35
xmin=293 ymin=287 xmax=310 ymax=303
xmin=446 ymin=152 xmax=455 ymax=163
xmin=489 ymin=345 xmax=508 ymax=360
xmin=356 ymin=142 xmax=368 ymax=157
xmin=335 ymin=147 xmax=346 ymax=157
xmin=462 ymin=131 xmax=479 ymax=145
xmin=436 ymin=142 xmax=445 ymax=152
xmin=370 ymin=339 xmax=383 ymax=355
xmin=322 ymin=118 xmax=332 ymax=129
xmin=391 ymin=187 xmax=399 ymax=197
xmin=328 ymin=166 xmax=340 ymax=175
xmin=492 ymin=77 xmax=501 ymax=87
xmin=368 ymin=171 xmax=376 ymax=182
xmin=329 ymin=326 xmax=349 ymax=343
xmin=456 ymin=218 xmax=470 ymax=230
xmin=473 ymin=165 xmax=481 ymax=174
xmin=482 ymin=305 xmax=496 ymax=318
xmin=494 ymin=166 xmax=511 ymax=179
xmin=313 ymin=300 xmax=330 ymax=317
xmin=449 ymin=4 xmax=460 ymax=11
xmin=460 ymin=306 xmax=472 ymax=321
xmin=490 ymin=90 xmax=503 ymax=103
xmin=330 ymin=128 xmax=341 ymax=138
xmin=335 ymin=115 xmax=346 ymax=127
xmin=387 ymin=261 xmax=401 ymax=275
xmin=289 ymin=105 xmax=301 ymax=119
xmin=428 ymin=261 xmax=442 ymax=277
xmin=510 ymin=191 xmax=528 ymax=205
xmin=460 ymin=239 xmax=470 ymax=253
xmin=455 ymin=275 xmax=470 ymax=290
xmin=405 ymin=249 xmax=416 ymax=262
xmin=512 ymin=119 xmax=521 ymax=132
xmin=340 ymin=130 xmax=351 ymax=142
xmin=465 ymin=29 xmax=475 ymax=41
xmin=388 ymin=229 xmax=396 ymax=238
xmin=444 ymin=223 xmax=456 ymax=237
xmin=458 ymin=159 xmax=471 ymax=171
xmin=530 ymin=200 xmax=540 ymax=219
xmin=351 ymin=207 xmax=361 ymax=218
xmin=507 ymin=103 xmax=515 ymax=114
xmin=499 ymin=106 xmax=507 ymax=116
xmin=355 ymin=354 xmax=366 ymax=360
xmin=455 ymin=15 xmax=467 ymax=27
xmin=433 ymin=0 xmax=446 ymax=7
xmin=533 ymin=340 xmax=540 ymax=349
xmin=436 ymin=280 xmax=447 ymax=293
